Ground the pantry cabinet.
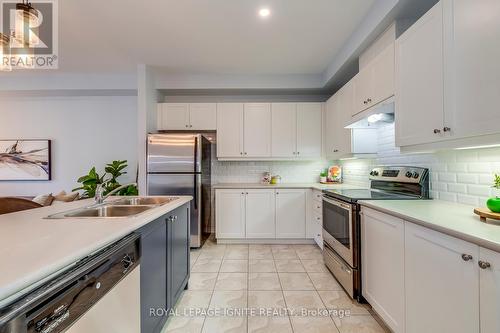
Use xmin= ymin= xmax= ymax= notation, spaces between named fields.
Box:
xmin=216 ymin=103 xmax=244 ymax=158
xmin=245 ymin=189 xmax=275 ymax=238
xmin=158 ymin=103 xmax=216 ymax=130
xmin=395 ymin=1 xmax=445 ymax=146
xmin=275 ymin=189 xmax=306 ymax=239
xmin=215 ymin=189 xmax=245 ymax=238
xmin=479 ymin=247 xmax=500 ymax=333
xmin=353 ymin=42 xmax=395 ymax=115
xmin=405 ymin=222 xmax=479 ymax=333
xmin=361 ymin=209 xmax=405 ymax=333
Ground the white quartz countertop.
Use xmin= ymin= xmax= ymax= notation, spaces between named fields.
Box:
xmin=0 ymin=196 xmax=192 ymax=306
xmin=213 ymin=182 xmax=364 ymax=190
xmin=360 ymin=200 xmax=500 ymax=253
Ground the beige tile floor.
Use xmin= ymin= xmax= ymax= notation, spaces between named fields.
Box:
xmin=162 ymin=239 xmax=389 ymax=333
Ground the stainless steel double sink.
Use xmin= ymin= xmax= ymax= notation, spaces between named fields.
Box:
xmin=45 ymin=196 xmax=179 ymax=219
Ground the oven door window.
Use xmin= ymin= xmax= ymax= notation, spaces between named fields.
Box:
xmin=323 ymin=199 xmax=351 ymax=249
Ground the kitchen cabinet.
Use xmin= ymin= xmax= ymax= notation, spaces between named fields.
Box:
xmin=325 ymin=82 xmax=377 ymax=159
xmin=296 ymin=103 xmax=322 ymax=158
xmin=405 ymin=222 xmax=479 ymax=333
xmin=245 ymin=189 xmax=276 ymax=238
xmin=244 ymin=103 xmax=272 ymax=157
xmin=445 ymin=0 xmax=500 ymax=139
xmin=158 ymin=103 xmax=216 ymax=130
xmin=216 ymin=103 xmax=244 ymax=158
xmin=479 ymin=247 xmax=500 ymax=333
xmin=217 ymin=102 xmax=322 ymax=160
xmin=396 ymin=0 xmax=500 ymax=148
xmin=215 ymin=189 xmax=246 ymax=238
xmin=395 ymin=1 xmax=445 ymax=146
xmin=158 ymin=103 xmax=190 ymax=130
xmin=309 ymin=190 xmax=323 ymax=249
xmin=275 ymin=189 xmax=306 ymax=238
xmin=353 ymin=42 xmax=395 ymax=115
xmin=361 ymin=208 xmax=405 ymax=333
xmin=271 ymin=103 xmax=297 ymax=157
xmin=138 ymin=203 xmax=190 ymax=333
xmin=188 ymin=103 xmax=217 ymax=130
xmin=169 ymin=204 xmax=190 ymax=304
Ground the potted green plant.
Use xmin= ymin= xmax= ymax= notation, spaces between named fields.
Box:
xmin=320 ymin=170 xmax=328 ymax=183
xmin=73 ymin=160 xmax=138 ymax=198
xmin=487 ymin=174 xmax=500 ymax=213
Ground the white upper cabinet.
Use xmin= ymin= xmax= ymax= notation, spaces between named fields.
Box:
xmin=275 ymin=189 xmax=306 ymax=239
xmin=362 ymin=209 xmax=405 ymax=333
xmin=396 ymin=0 xmax=500 ymax=148
xmin=271 ymin=103 xmax=297 ymax=157
xmin=395 ymin=1 xmax=445 ymax=146
xmin=479 ymin=247 xmax=500 ymax=333
xmin=353 ymin=43 xmax=395 ymax=115
xmin=296 ymin=103 xmax=322 ymax=159
xmin=326 ymin=82 xmax=353 ymax=159
xmin=158 ymin=103 xmax=216 ymax=130
xmin=446 ymin=0 xmax=500 ymax=139
xmin=245 ymin=189 xmax=276 ymax=239
xmin=188 ymin=103 xmax=217 ymax=130
xmin=243 ymin=103 xmax=272 ymax=157
xmin=158 ymin=103 xmax=190 ymax=130
xmin=405 ymin=222 xmax=479 ymax=333
xmin=216 ymin=102 xmax=322 ymax=160
xmin=216 ymin=103 xmax=244 ymax=158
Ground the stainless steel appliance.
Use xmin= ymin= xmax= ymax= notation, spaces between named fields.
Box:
xmin=0 ymin=234 xmax=140 ymax=333
xmin=147 ymin=133 xmax=212 ymax=248
xmin=322 ymin=166 xmax=429 ymax=302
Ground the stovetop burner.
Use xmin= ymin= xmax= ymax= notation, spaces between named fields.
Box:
xmin=322 ymin=188 xmax=420 ymax=203
xmin=323 ymin=166 xmax=430 ymax=203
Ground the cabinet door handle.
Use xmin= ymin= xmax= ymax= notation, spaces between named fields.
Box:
xmin=333 ymin=149 xmax=339 ymax=152
xmin=367 ymin=98 xmax=372 ymax=103
xmin=244 ymin=152 xmax=247 ymax=155
xmin=433 ymin=129 xmax=441 ymax=134
xmin=190 ymin=125 xmax=193 ymax=128
xmin=297 ymin=152 xmax=300 ymax=155
xmin=479 ymin=261 xmax=491 ymax=269
xmin=443 ymin=127 xmax=451 ymax=132
xmin=363 ymin=100 xmax=367 ymax=105
xmin=461 ymin=254 xmax=473 ymax=261
xmin=293 ymin=152 xmax=296 ymax=155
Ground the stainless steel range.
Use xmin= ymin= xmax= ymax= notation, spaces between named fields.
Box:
xmin=322 ymin=166 xmax=430 ymax=302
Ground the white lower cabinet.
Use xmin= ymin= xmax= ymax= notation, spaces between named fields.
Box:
xmin=215 ymin=190 xmax=245 ymax=238
xmin=479 ymin=247 xmax=500 ymax=333
xmin=361 ymin=208 xmax=405 ymax=333
xmin=405 ymin=222 xmax=479 ymax=333
xmin=216 ymin=188 xmax=308 ymax=240
xmin=275 ymin=189 xmax=306 ymax=238
xmin=360 ymin=208 xmax=500 ymax=333
xmin=245 ymin=189 xmax=275 ymax=238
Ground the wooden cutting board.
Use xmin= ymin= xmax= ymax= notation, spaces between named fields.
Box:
xmin=474 ymin=207 xmax=500 ymax=223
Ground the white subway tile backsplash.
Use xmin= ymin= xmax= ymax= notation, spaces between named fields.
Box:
xmin=338 ymin=123 xmax=500 ymax=205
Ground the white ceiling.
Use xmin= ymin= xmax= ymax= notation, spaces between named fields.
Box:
xmin=56 ymin=0 xmax=375 ymax=75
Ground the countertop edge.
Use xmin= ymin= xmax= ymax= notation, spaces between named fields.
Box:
xmin=359 ymin=201 xmax=500 ymax=253
xmin=0 ymin=196 xmax=193 ymax=306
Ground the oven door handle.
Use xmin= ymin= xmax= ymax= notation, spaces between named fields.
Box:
xmin=322 ymin=196 xmax=352 ymax=211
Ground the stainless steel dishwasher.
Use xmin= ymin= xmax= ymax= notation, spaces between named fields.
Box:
xmin=0 ymin=234 xmax=141 ymax=333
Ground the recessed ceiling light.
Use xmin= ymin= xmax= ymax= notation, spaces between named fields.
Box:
xmin=258 ymin=8 xmax=271 ymax=18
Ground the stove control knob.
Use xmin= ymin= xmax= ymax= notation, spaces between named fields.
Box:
xmin=405 ymin=171 xmax=413 ymax=178
xmin=412 ymin=172 xmax=420 ymax=179
xmin=370 ymin=170 xmax=379 ymax=176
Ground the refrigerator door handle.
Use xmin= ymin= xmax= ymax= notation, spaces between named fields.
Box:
xmin=193 ymin=135 xmax=198 ymax=173
xmin=194 ymin=174 xmax=200 ymax=210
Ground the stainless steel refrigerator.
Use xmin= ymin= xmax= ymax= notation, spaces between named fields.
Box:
xmin=147 ymin=133 xmax=212 ymax=248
